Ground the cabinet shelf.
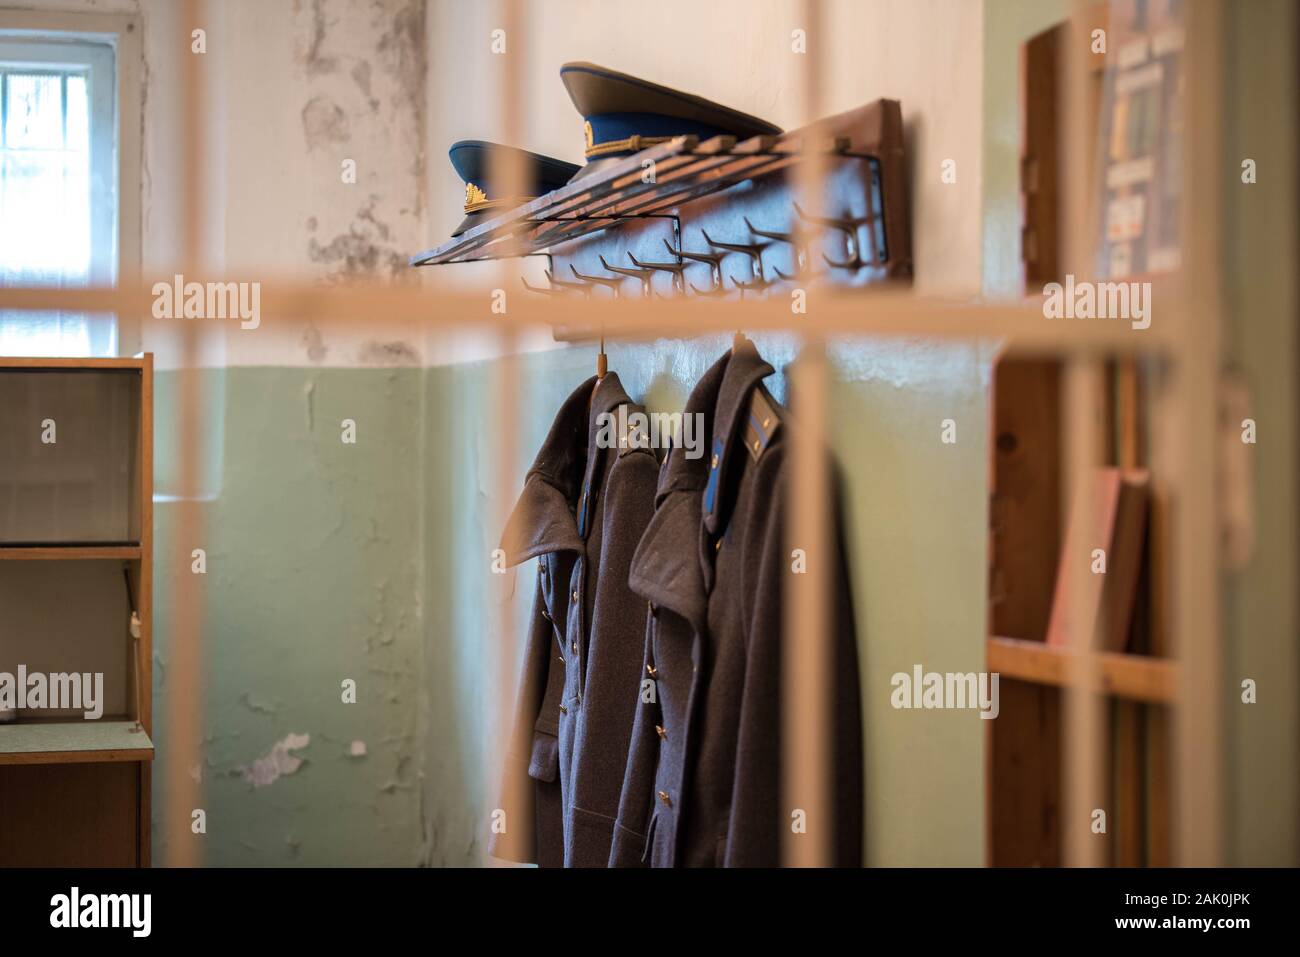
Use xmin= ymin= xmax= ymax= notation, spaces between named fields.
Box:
xmin=0 ymin=719 xmax=154 ymax=766
xmin=0 ymin=357 xmax=145 ymax=371
xmin=987 ymin=636 xmax=1176 ymax=704
xmin=0 ymin=544 xmax=141 ymax=560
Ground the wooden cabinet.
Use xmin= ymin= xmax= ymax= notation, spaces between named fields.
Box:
xmin=0 ymin=356 xmax=153 ymax=867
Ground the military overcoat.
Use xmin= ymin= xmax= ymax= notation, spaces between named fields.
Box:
xmin=609 ymin=342 xmax=864 ymax=867
xmin=490 ymin=372 xmax=659 ymax=867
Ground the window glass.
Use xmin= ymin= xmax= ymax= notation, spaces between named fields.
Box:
xmin=0 ymin=42 xmax=116 ymax=357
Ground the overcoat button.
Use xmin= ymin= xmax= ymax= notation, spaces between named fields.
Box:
xmin=541 ymin=609 xmax=551 ymax=621
xmin=655 ymin=725 xmax=667 ymax=740
xmin=658 ymin=790 xmax=672 ymax=807
xmin=559 ymin=705 xmax=568 ymax=714
xmin=710 ymin=453 xmax=719 ymax=468
xmin=646 ymin=664 xmax=658 ymax=678
xmin=572 ymin=589 xmax=579 ymax=602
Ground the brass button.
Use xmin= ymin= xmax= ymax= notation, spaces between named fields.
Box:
xmin=710 ymin=453 xmax=719 ymax=468
xmin=541 ymin=609 xmax=551 ymax=621
xmin=571 ymin=640 xmax=578 ymax=653
xmin=658 ymin=790 xmax=672 ymax=808
xmin=558 ymin=653 xmax=566 ymax=662
xmin=655 ymin=725 xmax=667 ymax=740
xmin=646 ymin=664 xmax=658 ymax=678
xmin=572 ymin=589 xmax=579 ymax=602
xmin=752 ymin=439 xmax=761 ymax=453
xmin=559 ymin=704 xmax=568 ymax=714
xmin=762 ymin=417 xmax=771 ymax=428
xmin=715 ymin=538 xmax=722 ymax=552
xmin=538 ymin=564 xmax=546 ymax=577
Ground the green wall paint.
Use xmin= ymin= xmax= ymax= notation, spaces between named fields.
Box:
xmin=152 ymin=368 xmax=425 ymax=866
xmin=1222 ymin=0 xmax=1299 ymax=866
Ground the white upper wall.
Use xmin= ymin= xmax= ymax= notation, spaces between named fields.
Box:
xmin=424 ymin=0 xmax=985 ymax=297
xmin=11 ymin=0 xmax=430 ymax=367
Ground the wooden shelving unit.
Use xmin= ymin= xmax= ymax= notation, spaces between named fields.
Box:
xmin=987 ymin=4 xmax=1185 ymax=868
xmin=0 ymin=355 xmax=153 ymax=867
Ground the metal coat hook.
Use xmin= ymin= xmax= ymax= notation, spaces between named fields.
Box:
xmin=521 ymin=276 xmax=568 ymax=297
xmin=672 ymin=239 xmax=728 ymax=296
xmin=702 ymin=229 xmax=769 ymax=271
xmin=627 ymin=250 xmax=688 ymax=296
xmin=732 ymin=274 xmax=774 ymax=292
xmin=743 ymin=216 xmax=823 ymax=282
xmin=569 ymin=264 xmax=624 ymax=298
xmin=794 ymin=202 xmax=874 ymax=271
xmin=545 ymin=268 xmax=592 ymax=297
xmin=702 ymin=229 xmax=773 ymax=292
xmin=598 ymin=254 xmax=655 ymax=297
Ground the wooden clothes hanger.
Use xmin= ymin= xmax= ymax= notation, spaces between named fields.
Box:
xmin=589 ymin=328 xmax=607 ymax=410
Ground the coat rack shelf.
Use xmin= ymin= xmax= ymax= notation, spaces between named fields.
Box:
xmin=410 ymin=99 xmax=911 ymax=287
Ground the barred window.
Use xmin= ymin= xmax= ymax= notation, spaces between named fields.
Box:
xmin=0 ymin=37 xmax=116 ymax=356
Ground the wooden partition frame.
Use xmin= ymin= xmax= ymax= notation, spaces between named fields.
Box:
xmin=0 ymin=0 xmax=1228 ymax=868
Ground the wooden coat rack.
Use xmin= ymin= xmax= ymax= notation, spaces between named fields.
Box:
xmin=411 ymin=99 xmax=912 ymax=332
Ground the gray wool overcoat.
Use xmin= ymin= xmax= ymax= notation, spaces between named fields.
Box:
xmin=609 ymin=342 xmax=864 ymax=867
xmin=490 ymin=372 xmax=659 ymax=867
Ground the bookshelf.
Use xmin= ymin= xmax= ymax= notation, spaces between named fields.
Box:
xmin=0 ymin=355 xmax=154 ymax=867
xmin=986 ymin=3 xmax=1182 ymax=866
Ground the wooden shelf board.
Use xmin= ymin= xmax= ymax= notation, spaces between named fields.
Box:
xmin=0 ymin=357 xmax=144 ymax=371
xmin=0 ymin=720 xmax=154 ymax=766
xmin=0 ymin=544 xmax=141 ymax=560
xmin=987 ymin=636 xmax=1176 ymax=704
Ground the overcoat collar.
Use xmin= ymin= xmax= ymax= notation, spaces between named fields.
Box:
xmin=702 ymin=339 xmax=774 ymax=536
xmin=500 ymin=371 xmax=635 ymax=566
xmin=629 ymin=341 xmax=774 ymax=629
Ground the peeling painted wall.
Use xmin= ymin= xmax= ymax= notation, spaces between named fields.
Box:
xmin=144 ymin=0 xmax=430 ymax=865
xmin=152 ymin=367 xmax=425 ymax=866
xmin=227 ymin=0 xmax=427 ymax=288
xmin=215 ymin=0 xmax=427 ymax=367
